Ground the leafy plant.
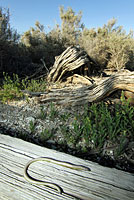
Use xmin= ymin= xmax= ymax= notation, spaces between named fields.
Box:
xmin=0 ymin=73 xmax=47 ymax=103
xmin=114 ymin=134 xmax=127 ymax=157
xmin=29 ymin=120 xmax=36 ymax=133
xmin=40 ymin=129 xmax=53 ymax=142
xmin=0 ymin=73 xmax=23 ymax=102
xmin=22 ymin=77 xmax=46 ymax=92
xmin=59 ymin=112 xmax=70 ymax=122
xmin=37 ymin=105 xmax=47 ymax=120
xmin=62 ymin=119 xmax=82 ymax=147
xmin=82 ymin=97 xmax=134 ymax=152
xmin=49 ymin=102 xmax=59 ymax=120
xmin=61 ymin=95 xmax=134 ymax=154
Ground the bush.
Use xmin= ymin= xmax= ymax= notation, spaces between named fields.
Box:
xmin=21 ymin=21 xmax=66 ymax=69
xmin=79 ymin=18 xmax=134 ymax=71
xmin=0 ymin=73 xmax=46 ymax=103
xmin=1 ymin=6 xmax=134 ymax=79
xmin=0 ymin=73 xmax=23 ymax=102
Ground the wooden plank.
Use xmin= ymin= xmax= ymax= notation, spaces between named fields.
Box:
xmin=0 ymin=134 xmax=134 ymax=200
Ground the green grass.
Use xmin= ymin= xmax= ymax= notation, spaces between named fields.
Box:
xmin=37 ymin=105 xmax=47 ymax=120
xmin=49 ymin=102 xmax=59 ymax=120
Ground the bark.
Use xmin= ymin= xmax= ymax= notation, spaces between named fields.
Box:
xmin=39 ymin=70 xmax=134 ymax=106
xmin=47 ymin=46 xmax=97 ymax=83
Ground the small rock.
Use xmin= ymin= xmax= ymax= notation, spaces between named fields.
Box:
xmin=25 ymin=117 xmax=35 ymax=124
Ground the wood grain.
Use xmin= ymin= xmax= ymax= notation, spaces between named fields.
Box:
xmin=0 ymin=134 xmax=134 ymax=200
xmin=39 ymin=70 xmax=134 ymax=106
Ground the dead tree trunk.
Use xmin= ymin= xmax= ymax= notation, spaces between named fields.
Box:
xmin=22 ymin=47 xmax=134 ymax=107
xmin=47 ymin=46 xmax=96 ymax=83
xmin=39 ymin=70 xmax=134 ymax=106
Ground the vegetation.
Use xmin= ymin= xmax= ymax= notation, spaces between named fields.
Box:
xmin=0 ymin=71 xmax=134 ymax=171
xmin=0 ymin=73 xmax=23 ymax=102
xmin=36 ymin=93 xmax=134 ymax=158
xmin=79 ymin=18 xmax=134 ymax=71
xmin=0 ymin=73 xmax=46 ymax=103
xmin=0 ymin=72 xmax=134 ymax=160
xmin=0 ymin=6 xmax=134 ymax=78
xmin=0 ymin=7 xmax=32 ymax=78
xmin=0 ymin=6 xmax=134 ymax=170
xmin=21 ymin=21 xmax=66 ymax=67
xmin=59 ymin=6 xmax=84 ymax=46
xmin=21 ymin=77 xmax=46 ymax=92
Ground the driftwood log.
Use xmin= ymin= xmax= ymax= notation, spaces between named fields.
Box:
xmin=47 ymin=46 xmax=97 ymax=83
xmin=39 ymin=70 xmax=134 ymax=106
xmin=22 ymin=47 xmax=134 ymax=107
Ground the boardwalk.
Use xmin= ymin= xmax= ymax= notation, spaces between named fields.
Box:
xmin=0 ymin=134 xmax=134 ymax=200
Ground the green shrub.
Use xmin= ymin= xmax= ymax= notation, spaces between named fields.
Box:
xmin=82 ymin=97 xmax=133 ymax=150
xmin=29 ymin=120 xmax=36 ymax=133
xmin=37 ymin=105 xmax=47 ymax=120
xmin=21 ymin=21 xmax=65 ymax=68
xmin=0 ymin=7 xmax=33 ymax=78
xmin=79 ymin=18 xmax=134 ymax=71
xmin=49 ymin=102 xmax=59 ymax=120
xmin=59 ymin=6 xmax=84 ymax=46
xmin=0 ymin=73 xmax=23 ymax=102
xmin=40 ymin=129 xmax=54 ymax=143
xmin=22 ymin=77 xmax=46 ymax=92
xmin=0 ymin=73 xmax=46 ymax=102
xmin=61 ymin=93 xmax=134 ymax=153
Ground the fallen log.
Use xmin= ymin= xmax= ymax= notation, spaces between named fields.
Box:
xmin=21 ymin=45 xmax=134 ymax=107
xmin=39 ymin=70 xmax=134 ymax=106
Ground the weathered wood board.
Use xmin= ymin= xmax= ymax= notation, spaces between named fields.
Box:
xmin=0 ymin=134 xmax=134 ymax=200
